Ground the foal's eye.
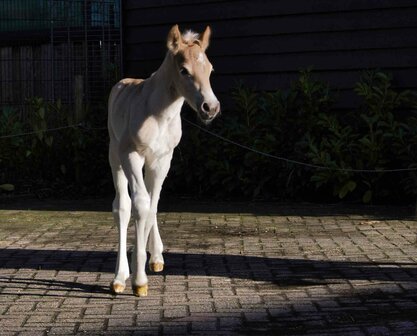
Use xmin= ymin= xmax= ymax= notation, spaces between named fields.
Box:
xmin=180 ymin=67 xmax=190 ymax=76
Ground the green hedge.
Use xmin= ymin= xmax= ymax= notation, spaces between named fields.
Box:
xmin=0 ymin=98 xmax=110 ymax=198
xmin=1 ymin=70 xmax=417 ymax=203
xmin=167 ymin=70 xmax=417 ymax=203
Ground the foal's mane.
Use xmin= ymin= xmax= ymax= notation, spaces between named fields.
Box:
xmin=182 ymin=30 xmax=201 ymax=46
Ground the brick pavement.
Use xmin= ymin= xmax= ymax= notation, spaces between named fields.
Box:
xmin=0 ymin=201 xmax=416 ymax=335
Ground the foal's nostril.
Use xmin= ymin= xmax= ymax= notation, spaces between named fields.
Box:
xmin=201 ymin=102 xmax=210 ymax=113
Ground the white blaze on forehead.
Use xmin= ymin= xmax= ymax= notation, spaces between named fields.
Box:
xmin=196 ymin=52 xmax=205 ymax=64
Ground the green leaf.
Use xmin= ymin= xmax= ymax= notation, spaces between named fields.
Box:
xmin=39 ymin=107 xmax=45 ymax=119
xmin=362 ymin=190 xmax=373 ymax=203
xmin=0 ymin=184 xmax=15 ymax=192
xmin=60 ymin=164 xmax=67 ymax=175
xmin=45 ymin=136 xmax=53 ymax=147
xmin=338 ymin=180 xmax=357 ymax=199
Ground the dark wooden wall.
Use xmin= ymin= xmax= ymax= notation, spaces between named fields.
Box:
xmin=123 ymin=0 xmax=417 ymax=108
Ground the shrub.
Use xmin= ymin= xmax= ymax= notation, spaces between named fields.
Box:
xmin=1 ymin=69 xmax=416 ymax=203
xmin=168 ymin=70 xmax=333 ymax=200
xmin=0 ymin=98 xmax=111 ymax=197
xmin=0 ymin=106 xmax=25 ymax=189
xmin=168 ymin=70 xmax=417 ymax=203
xmin=302 ymin=71 xmax=417 ymax=202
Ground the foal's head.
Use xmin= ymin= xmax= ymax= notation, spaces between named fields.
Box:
xmin=167 ymin=25 xmax=220 ymax=124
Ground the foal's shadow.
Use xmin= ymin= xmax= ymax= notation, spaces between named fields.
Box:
xmin=0 ymin=276 xmax=110 ymax=298
xmin=0 ymin=249 xmax=416 ymax=297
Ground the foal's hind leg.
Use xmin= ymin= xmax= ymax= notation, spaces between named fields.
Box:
xmin=109 ymin=146 xmax=131 ymax=294
xmin=145 ymin=150 xmax=174 ymax=273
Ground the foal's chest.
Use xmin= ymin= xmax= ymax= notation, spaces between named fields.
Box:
xmin=134 ymin=114 xmax=182 ymax=159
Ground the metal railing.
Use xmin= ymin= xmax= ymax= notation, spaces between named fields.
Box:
xmin=0 ymin=0 xmax=122 ymax=122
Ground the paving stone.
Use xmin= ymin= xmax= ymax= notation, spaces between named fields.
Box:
xmin=77 ymin=321 xmax=106 ymax=332
xmin=219 ymin=316 xmax=241 ymax=329
xmin=17 ymin=332 xmax=45 ymax=336
xmin=188 ymin=303 xmax=214 ymax=313
xmin=191 ymin=320 xmax=217 ymax=331
xmin=163 ymin=305 xmax=188 ymax=319
xmin=108 ymin=316 xmax=134 ymax=327
xmin=161 ymin=322 xmax=189 ymax=334
xmin=0 ymin=201 xmax=416 ymax=335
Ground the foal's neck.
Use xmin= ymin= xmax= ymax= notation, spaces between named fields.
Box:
xmin=148 ymin=53 xmax=185 ymax=120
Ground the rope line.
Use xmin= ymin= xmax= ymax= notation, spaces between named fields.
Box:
xmin=2 ymin=118 xmax=416 ymax=173
xmin=183 ymin=118 xmax=417 ymax=174
xmin=0 ymin=123 xmax=106 ymax=139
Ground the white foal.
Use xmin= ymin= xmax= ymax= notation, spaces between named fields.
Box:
xmin=108 ymin=25 xmax=220 ymax=296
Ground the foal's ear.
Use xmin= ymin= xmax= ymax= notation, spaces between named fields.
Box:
xmin=167 ymin=24 xmax=184 ymax=54
xmin=200 ymin=26 xmax=211 ymax=52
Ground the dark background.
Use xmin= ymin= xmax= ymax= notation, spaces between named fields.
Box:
xmin=123 ymin=0 xmax=417 ymax=109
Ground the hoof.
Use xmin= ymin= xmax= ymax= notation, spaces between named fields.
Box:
xmin=111 ymin=282 xmax=125 ymax=294
xmin=133 ymin=284 xmax=148 ymax=297
xmin=149 ymin=262 xmax=164 ymax=272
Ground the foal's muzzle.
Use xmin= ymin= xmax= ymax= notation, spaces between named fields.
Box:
xmin=199 ymin=100 xmax=221 ymax=123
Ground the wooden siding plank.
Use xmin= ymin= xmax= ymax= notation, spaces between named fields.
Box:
xmin=0 ymin=47 xmax=13 ymax=105
xmin=126 ymin=48 xmax=417 ymax=77
xmin=124 ymin=8 xmax=417 ymax=45
xmin=125 ymin=27 xmax=417 ymax=62
xmin=41 ymin=44 xmax=53 ymax=102
xmin=123 ymin=65 xmax=417 ymax=92
xmin=124 ymin=0 xmax=417 ymax=13
xmin=123 ymin=0 xmax=417 ymax=109
xmin=209 ymin=68 xmax=417 ymax=92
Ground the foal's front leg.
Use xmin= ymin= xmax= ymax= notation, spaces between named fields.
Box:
xmin=120 ymin=150 xmax=150 ymax=296
xmin=145 ymin=150 xmax=174 ymax=273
